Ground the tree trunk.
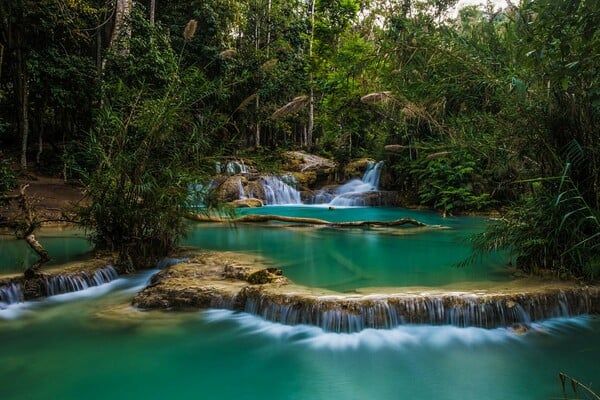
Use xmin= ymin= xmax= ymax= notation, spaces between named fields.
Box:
xmin=16 ymin=44 xmax=29 ymax=172
xmin=254 ymin=1 xmax=261 ymax=147
xmin=0 ymin=43 xmax=4 ymax=80
xmin=109 ymin=0 xmax=133 ymax=56
xmin=307 ymin=0 xmax=315 ymax=148
xmin=149 ymin=0 xmax=155 ymax=25
xmin=0 ymin=185 xmax=51 ymax=277
xmin=308 ymin=86 xmax=314 ymax=147
xmin=255 ymin=95 xmax=261 ymax=147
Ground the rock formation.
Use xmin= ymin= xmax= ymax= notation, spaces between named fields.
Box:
xmin=132 ymin=251 xmax=600 ymax=333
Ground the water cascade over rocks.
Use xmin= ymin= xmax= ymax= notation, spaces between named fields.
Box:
xmin=0 ymin=264 xmax=119 ymax=305
xmin=241 ymin=289 xmax=595 ymax=332
xmin=313 ymin=161 xmax=385 ymax=206
xmin=43 ymin=265 xmax=119 ymax=296
xmin=0 ymin=283 xmax=24 ymax=306
xmin=259 ymin=176 xmax=302 ymax=205
xmin=133 ymin=253 xmax=600 ymax=333
xmin=216 ymin=160 xmax=249 ymax=175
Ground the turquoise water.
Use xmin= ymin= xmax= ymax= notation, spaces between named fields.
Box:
xmin=184 ymin=206 xmax=509 ymax=291
xmin=0 ymin=228 xmax=91 ymax=273
xmin=0 ymin=206 xmax=598 ymax=399
xmin=0 ymin=277 xmax=598 ymax=400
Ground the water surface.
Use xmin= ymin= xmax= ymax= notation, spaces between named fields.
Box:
xmin=184 ymin=206 xmax=509 ymax=291
xmin=0 ymin=207 xmax=597 ymax=400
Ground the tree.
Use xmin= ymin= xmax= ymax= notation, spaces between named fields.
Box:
xmin=81 ymin=10 xmax=224 ymax=271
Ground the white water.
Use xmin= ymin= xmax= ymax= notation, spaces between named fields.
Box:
xmin=313 ymin=161 xmax=384 ymax=206
xmin=0 ymin=283 xmax=23 ymax=306
xmin=260 ymin=176 xmax=302 ymax=205
xmin=202 ymin=309 xmax=593 ymax=350
xmin=44 ymin=265 xmax=119 ymax=296
xmin=216 ymin=160 xmax=249 ymax=175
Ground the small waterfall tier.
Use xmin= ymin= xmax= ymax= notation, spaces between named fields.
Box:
xmin=133 ymin=253 xmax=600 ymax=333
xmin=242 ymin=289 xmax=597 ymax=332
xmin=0 ymin=283 xmax=24 ymax=306
xmin=43 ymin=265 xmax=119 ymax=296
xmin=0 ymin=264 xmax=119 ymax=305
xmin=216 ymin=160 xmax=249 ymax=175
xmin=259 ymin=176 xmax=302 ymax=205
xmin=313 ymin=161 xmax=384 ymax=206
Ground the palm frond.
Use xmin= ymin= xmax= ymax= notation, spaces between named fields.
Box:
xmin=271 ymin=96 xmax=309 ymax=119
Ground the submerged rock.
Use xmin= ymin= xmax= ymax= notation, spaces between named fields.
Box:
xmin=132 ymin=251 xmax=600 ymax=333
xmin=230 ymin=198 xmax=263 ymax=208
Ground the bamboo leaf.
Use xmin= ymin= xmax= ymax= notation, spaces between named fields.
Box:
xmin=559 ymin=207 xmax=587 ymax=230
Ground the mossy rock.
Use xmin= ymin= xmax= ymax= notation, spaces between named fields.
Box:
xmin=246 ymin=268 xmax=283 ymax=284
xmin=230 ymin=198 xmax=263 ymax=208
xmin=292 ymin=171 xmax=317 ymax=190
xmin=343 ymin=158 xmax=374 ymax=178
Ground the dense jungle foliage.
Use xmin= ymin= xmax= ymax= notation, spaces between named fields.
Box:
xmin=1 ymin=0 xmax=598 ymax=278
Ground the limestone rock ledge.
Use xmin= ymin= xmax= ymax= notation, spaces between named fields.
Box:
xmin=0 ymin=258 xmax=118 ymax=303
xmin=132 ymin=251 xmax=600 ymax=333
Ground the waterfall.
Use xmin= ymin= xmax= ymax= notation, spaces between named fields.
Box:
xmin=43 ymin=265 xmax=119 ymax=296
xmin=0 ymin=283 xmax=24 ymax=306
xmin=242 ymin=289 xmax=595 ymax=333
xmin=237 ymin=177 xmax=247 ymax=199
xmin=312 ymin=161 xmax=384 ymax=206
xmin=227 ymin=161 xmax=249 ymax=175
xmin=261 ymin=176 xmax=302 ymax=205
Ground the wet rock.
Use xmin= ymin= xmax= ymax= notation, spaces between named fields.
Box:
xmin=230 ymin=198 xmax=263 ymax=208
xmin=291 ymin=171 xmax=317 ymax=190
xmin=510 ymin=323 xmax=530 ymax=335
xmin=247 ymin=268 xmax=283 ymax=284
xmin=214 ymin=176 xmax=247 ymax=202
xmin=343 ymin=158 xmax=374 ymax=178
xmin=282 ymin=151 xmax=335 ymax=173
xmin=131 ymin=251 xmax=600 ymax=332
xmin=0 ymin=258 xmax=118 ymax=303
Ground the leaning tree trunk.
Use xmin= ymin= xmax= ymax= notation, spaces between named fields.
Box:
xmin=0 ymin=185 xmax=50 ymax=278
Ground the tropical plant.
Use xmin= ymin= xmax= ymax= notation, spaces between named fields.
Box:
xmin=468 ymin=164 xmax=600 ymax=279
xmin=79 ymin=10 xmax=221 ymax=272
xmin=0 ymin=157 xmax=16 ymax=196
xmin=410 ymin=151 xmax=493 ymax=214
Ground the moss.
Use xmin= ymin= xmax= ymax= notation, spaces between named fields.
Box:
xmin=247 ymin=269 xmax=276 ymax=284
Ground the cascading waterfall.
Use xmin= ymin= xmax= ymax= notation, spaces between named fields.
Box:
xmin=237 ymin=178 xmax=247 ymax=199
xmin=260 ymin=176 xmax=302 ymax=205
xmin=43 ymin=265 xmax=119 ymax=296
xmin=242 ymin=289 xmax=595 ymax=333
xmin=216 ymin=160 xmax=249 ymax=175
xmin=0 ymin=283 xmax=24 ymax=306
xmin=313 ymin=161 xmax=384 ymax=206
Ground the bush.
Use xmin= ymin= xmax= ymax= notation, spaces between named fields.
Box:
xmin=0 ymin=158 xmax=17 ymax=195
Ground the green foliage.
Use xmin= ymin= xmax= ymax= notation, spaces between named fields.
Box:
xmin=0 ymin=158 xmax=17 ymax=195
xmin=469 ymin=165 xmax=600 ymax=280
xmin=410 ymin=152 xmax=493 ymax=213
xmin=79 ymin=11 xmax=221 ymax=271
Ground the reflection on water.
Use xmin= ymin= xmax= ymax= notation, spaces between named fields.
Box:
xmin=183 ymin=206 xmax=509 ymax=291
xmin=0 ymin=278 xmax=598 ymax=400
xmin=0 ymin=207 xmax=597 ymax=400
xmin=0 ymin=227 xmax=91 ymax=273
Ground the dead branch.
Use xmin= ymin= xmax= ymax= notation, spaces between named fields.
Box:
xmin=186 ymin=213 xmax=429 ymax=228
xmin=2 ymin=184 xmax=50 ymax=277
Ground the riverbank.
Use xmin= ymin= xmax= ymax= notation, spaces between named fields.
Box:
xmin=0 ymin=174 xmax=87 ymax=226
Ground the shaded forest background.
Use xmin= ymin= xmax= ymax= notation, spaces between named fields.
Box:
xmin=0 ymin=0 xmax=598 ymax=278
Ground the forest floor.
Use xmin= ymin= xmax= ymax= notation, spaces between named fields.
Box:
xmin=0 ymin=174 xmax=87 ymax=225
